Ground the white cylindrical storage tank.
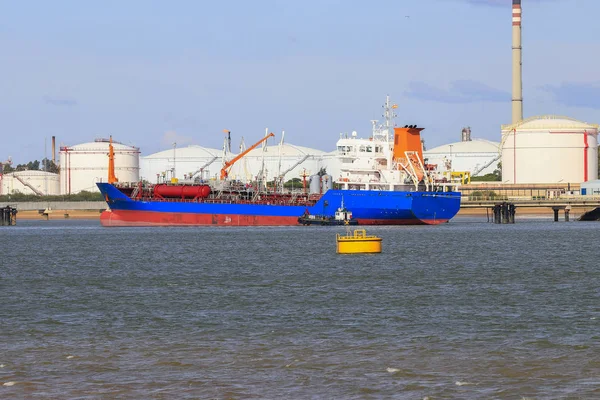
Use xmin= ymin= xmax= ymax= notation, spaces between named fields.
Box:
xmin=424 ymin=139 xmax=500 ymax=177
xmin=244 ymin=143 xmax=325 ymax=183
xmin=0 ymin=171 xmax=60 ymax=196
xmin=321 ymin=174 xmax=333 ymax=191
xmin=141 ymin=145 xmax=223 ymax=183
xmin=501 ymin=116 xmax=599 ymax=184
xmin=309 ymin=175 xmax=321 ymax=194
xmin=59 ymin=139 xmax=140 ymax=194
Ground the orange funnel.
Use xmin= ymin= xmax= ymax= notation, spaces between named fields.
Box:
xmin=394 ymin=127 xmax=425 ymax=181
xmin=393 ymin=127 xmax=424 ymax=162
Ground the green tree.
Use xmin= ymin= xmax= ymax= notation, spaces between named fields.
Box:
xmin=13 ymin=160 xmax=40 ymax=171
xmin=284 ymin=177 xmax=302 ymax=189
xmin=41 ymin=158 xmax=60 ymax=173
xmin=471 ymin=162 xmax=501 ymax=182
xmin=27 ymin=160 xmax=40 ymax=170
xmin=494 ymin=162 xmax=502 ymax=181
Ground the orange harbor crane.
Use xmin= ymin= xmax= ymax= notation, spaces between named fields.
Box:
xmin=220 ymin=132 xmax=275 ymax=180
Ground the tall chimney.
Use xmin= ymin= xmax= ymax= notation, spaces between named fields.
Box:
xmin=51 ymin=136 xmax=56 ymax=163
xmin=512 ymin=0 xmax=523 ymax=124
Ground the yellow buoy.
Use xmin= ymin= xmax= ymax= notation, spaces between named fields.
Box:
xmin=336 ymin=228 xmax=382 ymax=254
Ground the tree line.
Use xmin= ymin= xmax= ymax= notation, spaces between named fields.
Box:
xmin=1 ymin=158 xmax=59 ymax=174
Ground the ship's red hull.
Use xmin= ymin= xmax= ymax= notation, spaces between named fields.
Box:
xmin=100 ymin=210 xmax=448 ymax=226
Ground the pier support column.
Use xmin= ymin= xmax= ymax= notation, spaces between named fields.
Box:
xmin=509 ymin=204 xmax=516 ymax=223
xmin=493 ymin=205 xmax=501 ymax=224
xmin=552 ymin=207 xmax=560 ymax=222
xmin=502 ymin=202 xmax=510 ymax=224
xmin=565 ymin=208 xmax=570 ymax=222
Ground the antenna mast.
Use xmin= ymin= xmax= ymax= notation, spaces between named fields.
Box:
xmin=374 ymin=95 xmax=397 ymax=142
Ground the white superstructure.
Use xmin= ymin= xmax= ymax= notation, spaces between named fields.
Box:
xmin=59 ymin=139 xmax=140 ymax=194
xmin=334 ymin=96 xmax=452 ymax=191
xmin=0 ymin=170 xmax=60 ymax=196
xmin=501 ymin=116 xmax=599 ymax=184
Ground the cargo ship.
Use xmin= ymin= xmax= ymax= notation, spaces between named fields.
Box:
xmin=98 ymin=97 xmax=461 ymax=226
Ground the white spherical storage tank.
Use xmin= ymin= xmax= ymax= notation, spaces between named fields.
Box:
xmin=424 ymin=139 xmax=500 ymax=177
xmin=501 ymin=116 xmax=599 ymax=184
xmin=140 ymin=145 xmax=223 ymax=183
xmin=0 ymin=171 xmax=60 ymax=196
xmin=59 ymin=139 xmax=140 ymax=194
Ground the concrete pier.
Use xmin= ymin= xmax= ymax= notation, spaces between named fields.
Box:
xmin=552 ymin=206 xmax=571 ymax=222
xmin=464 ymin=197 xmax=600 ymax=223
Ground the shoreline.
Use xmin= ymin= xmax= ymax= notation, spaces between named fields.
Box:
xmin=16 ymin=210 xmax=104 ymax=220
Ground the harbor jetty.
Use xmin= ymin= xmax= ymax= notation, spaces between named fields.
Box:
xmin=461 ymin=198 xmax=600 ymax=222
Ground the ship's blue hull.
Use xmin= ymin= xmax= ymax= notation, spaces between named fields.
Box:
xmin=97 ymin=183 xmax=461 ymax=226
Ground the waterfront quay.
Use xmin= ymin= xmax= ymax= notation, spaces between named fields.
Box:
xmin=459 ymin=183 xmax=600 ymax=221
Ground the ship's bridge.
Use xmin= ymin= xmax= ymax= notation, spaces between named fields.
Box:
xmin=336 ymin=138 xmax=387 ymax=159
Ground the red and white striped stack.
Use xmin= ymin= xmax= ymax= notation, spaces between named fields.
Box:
xmin=512 ymin=0 xmax=522 ymax=27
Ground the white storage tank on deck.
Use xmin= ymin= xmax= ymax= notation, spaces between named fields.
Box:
xmin=59 ymin=139 xmax=140 ymax=194
xmin=0 ymin=171 xmax=60 ymax=196
xmin=321 ymin=174 xmax=333 ymax=191
xmin=501 ymin=116 xmax=599 ymax=184
xmin=309 ymin=175 xmax=321 ymax=194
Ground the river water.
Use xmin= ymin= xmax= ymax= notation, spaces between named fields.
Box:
xmin=1 ymin=218 xmax=599 ymax=399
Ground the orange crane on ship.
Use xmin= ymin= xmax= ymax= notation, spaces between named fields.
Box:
xmin=108 ymin=136 xmax=118 ymax=184
xmin=220 ymin=132 xmax=275 ymax=180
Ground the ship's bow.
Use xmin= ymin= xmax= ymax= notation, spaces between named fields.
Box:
xmin=410 ymin=192 xmax=461 ymax=224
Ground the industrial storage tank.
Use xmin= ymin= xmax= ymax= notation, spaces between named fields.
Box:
xmin=0 ymin=171 xmax=60 ymax=196
xmin=244 ymin=142 xmax=326 ymax=183
xmin=141 ymin=145 xmax=223 ymax=183
xmin=309 ymin=175 xmax=321 ymax=194
xmin=501 ymin=116 xmax=599 ymax=184
xmin=321 ymin=174 xmax=333 ymax=191
xmin=59 ymin=139 xmax=140 ymax=194
xmin=424 ymin=128 xmax=500 ymax=177
xmin=153 ymin=184 xmax=211 ymax=199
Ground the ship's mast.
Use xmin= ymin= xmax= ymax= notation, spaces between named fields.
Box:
xmin=376 ymin=95 xmax=398 ymax=171
xmin=373 ymin=95 xmax=397 ymax=143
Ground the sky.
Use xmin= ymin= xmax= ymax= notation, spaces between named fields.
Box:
xmin=2 ymin=0 xmax=600 ymax=164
